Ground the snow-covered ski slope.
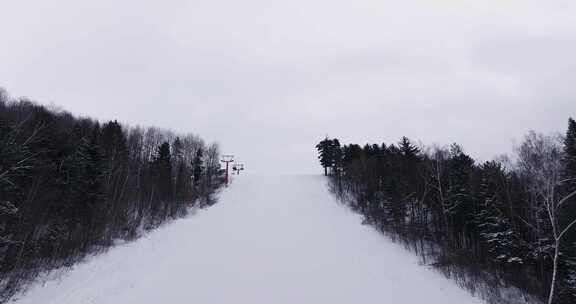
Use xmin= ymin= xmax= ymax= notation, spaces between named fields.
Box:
xmin=13 ymin=175 xmax=485 ymax=304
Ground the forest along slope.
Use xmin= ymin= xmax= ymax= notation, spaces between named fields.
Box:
xmin=13 ymin=175 xmax=485 ymax=304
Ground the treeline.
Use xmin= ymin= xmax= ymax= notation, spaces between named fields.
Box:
xmin=0 ymin=88 xmax=224 ymax=300
xmin=316 ymin=120 xmax=576 ymax=304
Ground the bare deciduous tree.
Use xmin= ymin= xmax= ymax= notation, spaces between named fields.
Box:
xmin=516 ymin=131 xmax=576 ymax=304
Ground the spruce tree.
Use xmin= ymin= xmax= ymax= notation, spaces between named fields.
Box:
xmin=151 ymin=142 xmax=173 ymax=221
xmin=316 ymin=137 xmax=334 ymax=176
xmin=81 ymin=124 xmax=105 ymax=240
xmin=193 ymin=147 xmax=204 ymax=187
xmin=446 ymin=143 xmax=475 ymax=248
xmin=565 ymin=118 xmax=576 ymax=179
xmin=175 ymin=162 xmax=188 ymax=201
xmin=398 ymin=136 xmax=420 ymax=160
xmin=561 ymin=117 xmax=576 ymax=299
xmin=100 ymin=120 xmax=129 ymax=221
xmin=172 ymin=137 xmax=183 ymax=161
xmin=0 ymin=118 xmax=34 ymax=266
xmin=155 ymin=142 xmax=173 ymax=201
xmin=101 ymin=120 xmax=128 ymax=162
xmin=0 ymin=120 xmax=20 ymax=248
xmin=172 ymin=137 xmax=186 ymax=212
xmin=331 ymin=139 xmax=342 ymax=176
xmin=475 ymin=161 xmax=522 ymax=265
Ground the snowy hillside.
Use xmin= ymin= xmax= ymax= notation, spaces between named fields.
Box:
xmin=12 ymin=175 xmax=486 ymax=304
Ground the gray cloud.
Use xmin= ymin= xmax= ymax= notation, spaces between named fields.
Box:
xmin=2 ymin=0 xmax=576 ymax=174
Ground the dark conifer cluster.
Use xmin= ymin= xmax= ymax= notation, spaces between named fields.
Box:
xmin=317 ymin=121 xmax=576 ymax=304
xmin=0 ymin=89 xmax=224 ymax=300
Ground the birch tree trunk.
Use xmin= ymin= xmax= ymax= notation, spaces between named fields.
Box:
xmin=548 ymin=239 xmax=560 ymax=304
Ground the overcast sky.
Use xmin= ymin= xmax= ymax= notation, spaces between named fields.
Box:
xmin=2 ymin=0 xmax=576 ymax=174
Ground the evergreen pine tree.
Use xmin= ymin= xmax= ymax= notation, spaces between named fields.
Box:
xmin=101 ymin=120 xmax=128 ymax=162
xmin=561 ymin=117 xmax=576 ymax=299
xmin=81 ymin=124 xmax=106 ymax=241
xmin=331 ymin=139 xmax=342 ymax=176
xmin=172 ymin=137 xmax=187 ymax=213
xmin=100 ymin=120 xmax=129 ymax=218
xmin=398 ymin=136 xmax=420 ymax=160
xmin=446 ymin=143 xmax=475 ymax=248
xmin=155 ymin=142 xmax=173 ymax=200
xmin=475 ymin=161 xmax=522 ymax=265
xmin=0 ymin=117 xmax=34 ymax=266
xmin=565 ymin=118 xmax=576 ymax=179
xmin=151 ymin=142 xmax=173 ymax=221
xmin=172 ymin=137 xmax=183 ymax=161
xmin=316 ymin=137 xmax=334 ymax=176
xmin=0 ymin=119 xmax=20 ymax=248
xmin=193 ymin=147 xmax=204 ymax=187
xmin=175 ymin=162 xmax=188 ymax=200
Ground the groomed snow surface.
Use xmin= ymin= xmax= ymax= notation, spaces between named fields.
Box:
xmin=12 ymin=175 xmax=485 ymax=304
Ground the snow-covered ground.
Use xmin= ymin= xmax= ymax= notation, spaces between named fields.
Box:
xmin=12 ymin=175 xmax=485 ymax=304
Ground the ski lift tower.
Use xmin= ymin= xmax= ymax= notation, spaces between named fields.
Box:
xmin=221 ymin=155 xmax=234 ymax=186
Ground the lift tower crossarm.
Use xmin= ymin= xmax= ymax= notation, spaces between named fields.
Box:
xmin=221 ymin=155 xmax=234 ymax=186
